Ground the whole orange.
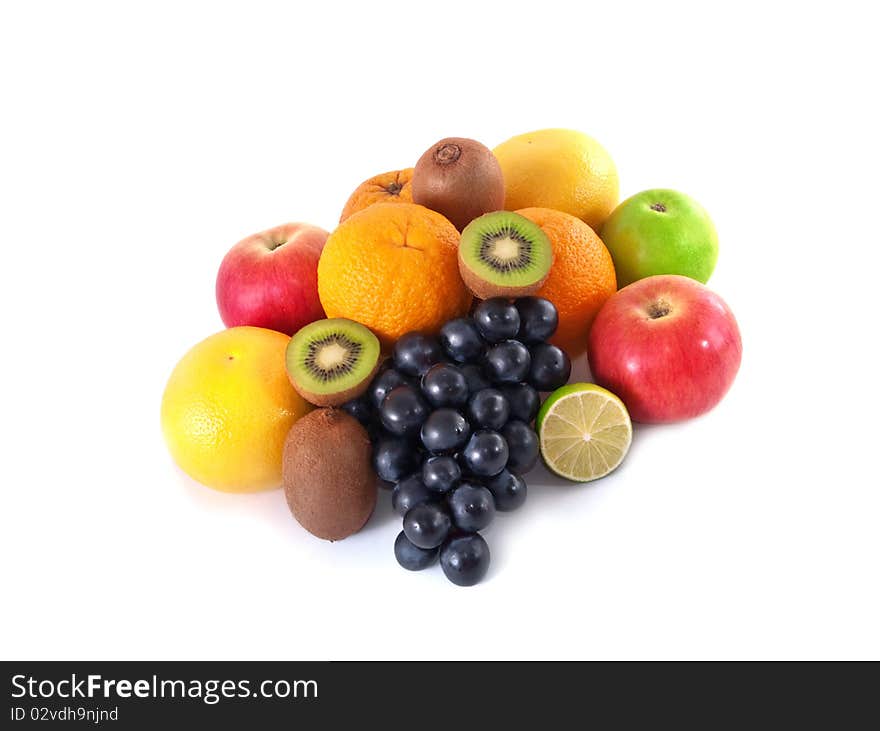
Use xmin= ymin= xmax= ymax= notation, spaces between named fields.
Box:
xmin=339 ymin=168 xmax=414 ymax=223
xmin=318 ymin=203 xmax=472 ymax=347
xmin=517 ymin=207 xmax=617 ymax=356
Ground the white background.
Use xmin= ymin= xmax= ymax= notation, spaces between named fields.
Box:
xmin=2 ymin=1 xmax=878 ymax=660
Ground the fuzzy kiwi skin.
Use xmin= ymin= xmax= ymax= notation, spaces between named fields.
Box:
xmin=457 ymin=247 xmax=553 ymax=300
xmin=412 ymin=137 xmax=505 ymax=231
xmin=289 ymin=359 xmax=379 ymax=407
xmin=283 ymin=409 xmax=377 ymax=541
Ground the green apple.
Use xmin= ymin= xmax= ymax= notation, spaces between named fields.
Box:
xmin=600 ymin=189 xmax=718 ymax=287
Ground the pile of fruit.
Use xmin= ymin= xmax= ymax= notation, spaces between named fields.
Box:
xmin=161 ymin=129 xmax=742 ymax=587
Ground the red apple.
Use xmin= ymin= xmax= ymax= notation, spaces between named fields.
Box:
xmin=216 ymin=222 xmax=329 ymax=335
xmin=587 ymin=275 xmax=741 ymax=423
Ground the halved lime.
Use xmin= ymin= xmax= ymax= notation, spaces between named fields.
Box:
xmin=536 ymin=383 xmax=632 ymax=482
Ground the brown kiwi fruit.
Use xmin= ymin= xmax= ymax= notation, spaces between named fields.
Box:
xmin=286 ymin=318 xmax=381 ymax=406
xmin=411 ymin=137 xmax=505 ymax=231
xmin=282 ymin=408 xmax=377 ymax=541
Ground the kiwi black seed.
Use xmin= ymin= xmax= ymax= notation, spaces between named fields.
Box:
xmin=285 ymin=318 xmax=381 ymax=406
xmin=458 ymin=211 xmax=554 ymax=299
xmin=283 ymin=408 xmax=377 ymax=541
xmin=411 ymin=137 xmax=505 ymax=231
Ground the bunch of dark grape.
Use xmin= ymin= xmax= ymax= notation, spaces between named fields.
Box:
xmin=343 ymin=297 xmax=571 ymax=586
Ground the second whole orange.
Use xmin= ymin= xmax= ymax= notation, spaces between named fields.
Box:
xmin=318 ymin=203 xmax=472 ymax=347
xmin=339 ymin=168 xmax=413 ymax=223
xmin=517 ymin=207 xmax=617 ymax=356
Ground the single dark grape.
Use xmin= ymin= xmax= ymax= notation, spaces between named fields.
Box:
xmin=369 ymin=368 xmax=409 ymax=410
xmin=440 ymin=533 xmax=491 ymax=587
xmin=461 ymin=430 xmax=509 ymax=477
xmin=341 ymin=396 xmax=372 ymax=425
xmin=484 ymin=340 xmax=531 ymax=384
xmin=466 ymin=388 xmax=510 ymax=430
xmin=379 ymin=385 xmax=430 ymax=437
xmin=502 ymin=383 xmax=541 ymax=424
xmin=502 ymin=420 xmax=539 ymax=473
xmin=421 ymin=363 xmax=469 ymax=408
xmin=447 ymin=482 xmax=496 ymax=533
xmin=373 ymin=435 xmax=420 ymax=483
xmin=420 ymin=408 xmax=471 ymax=454
xmin=473 ymin=298 xmax=520 ymax=343
xmin=486 ymin=469 xmax=527 ymax=512
xmin=403 ymin=503 xmax=452 ymax=549
xmin=394 ymin=531 xmax=439 ymax=571
xmin=528 ymin=343 xmax=571 ymax=391
xmin=439 ymin=318 xmax=485 ymax=363
xmin=393 ymin=332 xmax=444 ymax=377
xmin=422 ymin=455 xmax=461 ymax=494
xmin=515 ymin=297 xmax=559 ymax=343
xmin=460 ymin=363 xmax=491 ymax=394
xmin=392 ymin=473 xmax=433 ymax=517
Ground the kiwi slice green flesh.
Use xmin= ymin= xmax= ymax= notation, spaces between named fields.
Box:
xmin=458 ymin=211 xmax=553 ymax=299
xmin=286 ymin=318 xmax=380 ymax=406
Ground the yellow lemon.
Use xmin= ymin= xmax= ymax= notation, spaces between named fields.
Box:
xmin=493 ymin=129 xmax=619 ymax=231
xmin=161 ymin=327 xmax=311 ymax=492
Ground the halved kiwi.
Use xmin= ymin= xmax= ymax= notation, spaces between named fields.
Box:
xmin=458 ymin=211 xmax=553 ymax=299
xmin=286 ymin=319 xmax=380 ymax=406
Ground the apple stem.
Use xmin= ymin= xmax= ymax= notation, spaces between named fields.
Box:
xmin=648 ymin=300 xmax=672 ymax=319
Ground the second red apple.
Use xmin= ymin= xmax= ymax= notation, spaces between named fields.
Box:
xmin=587 ymin=274 xmax=741 ymax=423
